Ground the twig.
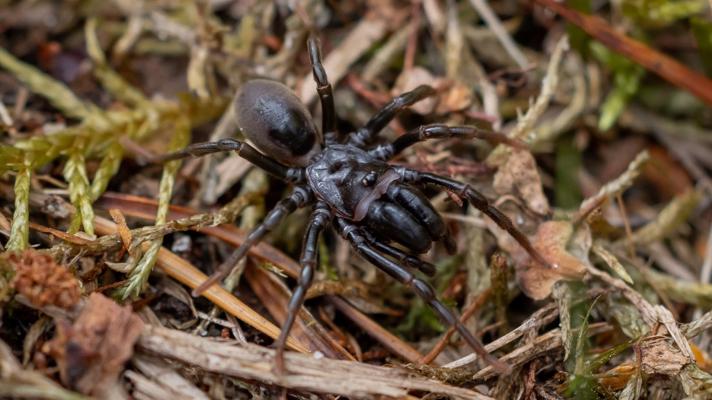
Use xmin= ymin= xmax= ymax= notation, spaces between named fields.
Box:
xmin=574 ymin=151 xmax=649 ymax=223
xmin=467 ymin=0 xmax=528 ymax=68
xmin=137 ymin=325 xmax=492 ymax=399
xmin=444 ymin=303 xmax=558 ymax=368
xmin=91 ymin=216 xmax=309 ymax=353
xmin=471 ymin=323 xmax=612 ymax=380
xmin=419 ymin=288 xmax=492 ymax=365
xmin=328 ymin=296 xmax=423 ymax=363
xmin=486 ymin=34 xmax=569 ymax=165
xmin=532 ymin=0 xmax=712 ymax=107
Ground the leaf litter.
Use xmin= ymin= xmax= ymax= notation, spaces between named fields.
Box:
xmin=0 ymin=1 xmax=711 ymax=399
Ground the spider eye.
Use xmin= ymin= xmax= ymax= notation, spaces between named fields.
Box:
xmin=362 ymin=171 xmax=378 ymax=186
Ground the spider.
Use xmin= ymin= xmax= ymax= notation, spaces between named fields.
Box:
xmin=157 ymin=36 xmax=549 ymax=374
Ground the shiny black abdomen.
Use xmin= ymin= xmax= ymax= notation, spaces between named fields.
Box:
xmin=234 ymin=79 xmax=322 ymax=167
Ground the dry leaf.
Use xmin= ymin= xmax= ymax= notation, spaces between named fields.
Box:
xmin=640 ymin=336 xmax=690 ymax=375
xmin=109 ymin=208 xmax=132 ymax=252
xmin=493 ymin=149 xmax=550 ymax=216
xmin=392 ymin=66 xmax=441 ymax=114
xmin=515 ymin=221 xmax=588 ymax=300
xmin=435 ymin=81 xmax=474 ymax=114
xmin=47 ymin=293 xmax=144 ymax=396
xmin=599 ymin=362 xmax=636 ymax=391
xmin=9 ymin=250 xmax=81 ymax=309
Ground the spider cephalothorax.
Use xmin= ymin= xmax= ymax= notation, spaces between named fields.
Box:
xmin=158 ymin=36 xmax=549 ymax=374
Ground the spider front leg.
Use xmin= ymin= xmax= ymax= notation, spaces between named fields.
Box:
xmin=369 ymin=124 xmax=526 ymax=160
xmin=193 ymin=187 xmax=313 ymax=296
xmin=348 ymin=85 xmax=436 ymax=148
xmin=335 ymin=218 xmax=511 ymax=373
xmin=273 ymin=203 xmax=330 ymax=374
xmin=307 ymin=35 xmax=338 ymax=144
xmin=400 ymin=169 xmax=550 ymax=267
xmin=152 ymin=138 xmax=304 ymax=182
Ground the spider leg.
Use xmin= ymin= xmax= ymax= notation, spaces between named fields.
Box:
xmin=369 ymin=124 xmax=526 ymax=160
xmin=335 ymin=218 xmax=510 ymax=373
xmin=274 ymin=202 xmax=330 ymax=374
xmin=385 ymin=182 xmax=453 ymax=252
xmin=151 ymin=138 xmax=304 ymax=182
xmin=307 ymin=35 xmax=338 ymax=145
xmin=348 ymin=85 xmax=436 ymax=148
xmin=361 ymin=230 xmax=437 ymax=276
xmin=364 ymin=200 xmax=432 ymax=254
xmin=192 ymin=187 xmax=313 ymax=296
xmin=399 ymin=168 xmax=550 ymax=267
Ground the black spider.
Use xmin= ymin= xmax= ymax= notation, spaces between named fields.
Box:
xmin=158 ymin=36 xmax=548 ymax=374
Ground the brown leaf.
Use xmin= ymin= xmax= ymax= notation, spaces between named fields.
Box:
xmin=640 ymin=336 xmax=690 ymax=375
xmin=435 ymin=81 xmax=473 ymax=114
xmin=109 ymin=208 xmax=132 ymax=252
xmin=9 ymin=250 xmax=80 ymax=309
xmin=515 ymin=221 xmax=588 ymax=300
xmin=493 ymin=149 xmax=550 ymax=216
xmin=47 ymin=293 xmax=144 ymax=396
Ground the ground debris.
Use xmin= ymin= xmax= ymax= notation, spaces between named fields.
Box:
xmin=8 ymin=250 xmax=80 ymax=309
xmin=639 ymin=335 xmax=690 ymax=376
xmin=46 ymin=293 xmax=143 ymax=396
xmin=0 ymin=1 xmax=710 ymax=398
xmin=515 ymin=221 xmax=588 ymax=300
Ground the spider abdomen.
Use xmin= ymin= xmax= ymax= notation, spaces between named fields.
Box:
xmin=234 ymin=79 xmax=322 ymax=167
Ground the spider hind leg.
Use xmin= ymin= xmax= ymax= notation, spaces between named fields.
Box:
xmin=362 ymin=230 xmax=437 ymax=276
xmin=335 ymin=218 xmax=511 ymax=373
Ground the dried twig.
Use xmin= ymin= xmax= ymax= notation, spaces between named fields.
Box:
xmin=138 ymin=325 xmax=492 ymax=399
xmin=467 ymin=0 xmax=528 ymax=68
